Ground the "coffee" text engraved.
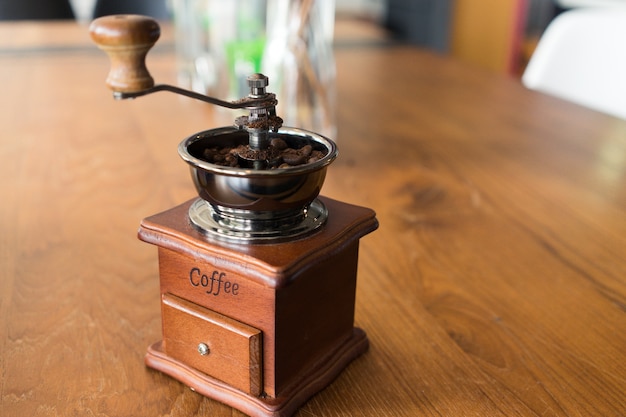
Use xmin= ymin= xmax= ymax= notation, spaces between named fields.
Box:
xmin=189 ymin=267 xmax=239 ymax=296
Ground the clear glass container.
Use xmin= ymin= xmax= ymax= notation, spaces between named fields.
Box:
xmin=170 ymin=0 xmax=336 ymax=138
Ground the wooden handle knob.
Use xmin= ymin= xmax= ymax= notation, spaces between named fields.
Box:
xmin=89 ymin=15 xmax=160 ymax=93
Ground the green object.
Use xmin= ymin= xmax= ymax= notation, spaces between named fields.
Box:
xmin=225 ymin=37 xmax=266 ymax=97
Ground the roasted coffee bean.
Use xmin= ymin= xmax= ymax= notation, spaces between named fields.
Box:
xmin=224 ymin=154 xmax=238 ymax=167
xmin=300 ymin=144 xmax=313 ymax=157
xmin=282 ymin=149 xmax=307 ymax=165
xmin=270 ymin=138 xmax=288 ymax=150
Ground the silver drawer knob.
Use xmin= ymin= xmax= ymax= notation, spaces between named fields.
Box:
xmin=197 ymin=343 xmax=210 ymax=356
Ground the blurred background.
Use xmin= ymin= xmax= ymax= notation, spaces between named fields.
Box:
xmin=0 ymin=0 xmax=600 ymax=76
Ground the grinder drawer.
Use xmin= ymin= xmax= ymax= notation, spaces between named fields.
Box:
xmin=161 ymin=293 xmax=262 ymax=396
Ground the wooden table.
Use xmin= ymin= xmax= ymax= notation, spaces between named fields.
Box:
xmin=1 ymin=19 xmax=625 ymax=417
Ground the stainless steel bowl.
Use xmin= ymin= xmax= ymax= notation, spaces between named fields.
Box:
xmin=178 ymin=126 xmax=338 ymax=242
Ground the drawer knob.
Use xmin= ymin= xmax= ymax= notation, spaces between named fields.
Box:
xmin=197 ymin=343 xmax=210 ymax=356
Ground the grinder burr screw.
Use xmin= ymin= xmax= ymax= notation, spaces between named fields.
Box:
xmin=248 ymin=73 xmax=269 ymax=97
xmin=89 ymin=14 xmax=282 ymax=152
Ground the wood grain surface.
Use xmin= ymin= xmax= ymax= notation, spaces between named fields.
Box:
xmin=1 ymin=20 xmax=625 ymax=417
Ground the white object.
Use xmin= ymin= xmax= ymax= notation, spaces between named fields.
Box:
xmin=522 ymin=7 xmax=626 ymax=119
xmin=69 ymin=0 xmax=96 ymax=22
xmin=555 ymin=0 xmax=626 ymax=8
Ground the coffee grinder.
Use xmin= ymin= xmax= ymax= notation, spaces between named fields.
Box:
xmin=90 ymin=15 xmax=377 ymax=417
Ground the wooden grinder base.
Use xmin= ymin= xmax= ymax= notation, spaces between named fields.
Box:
xmin=138 ymin=196 xmax=378 ymax=417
